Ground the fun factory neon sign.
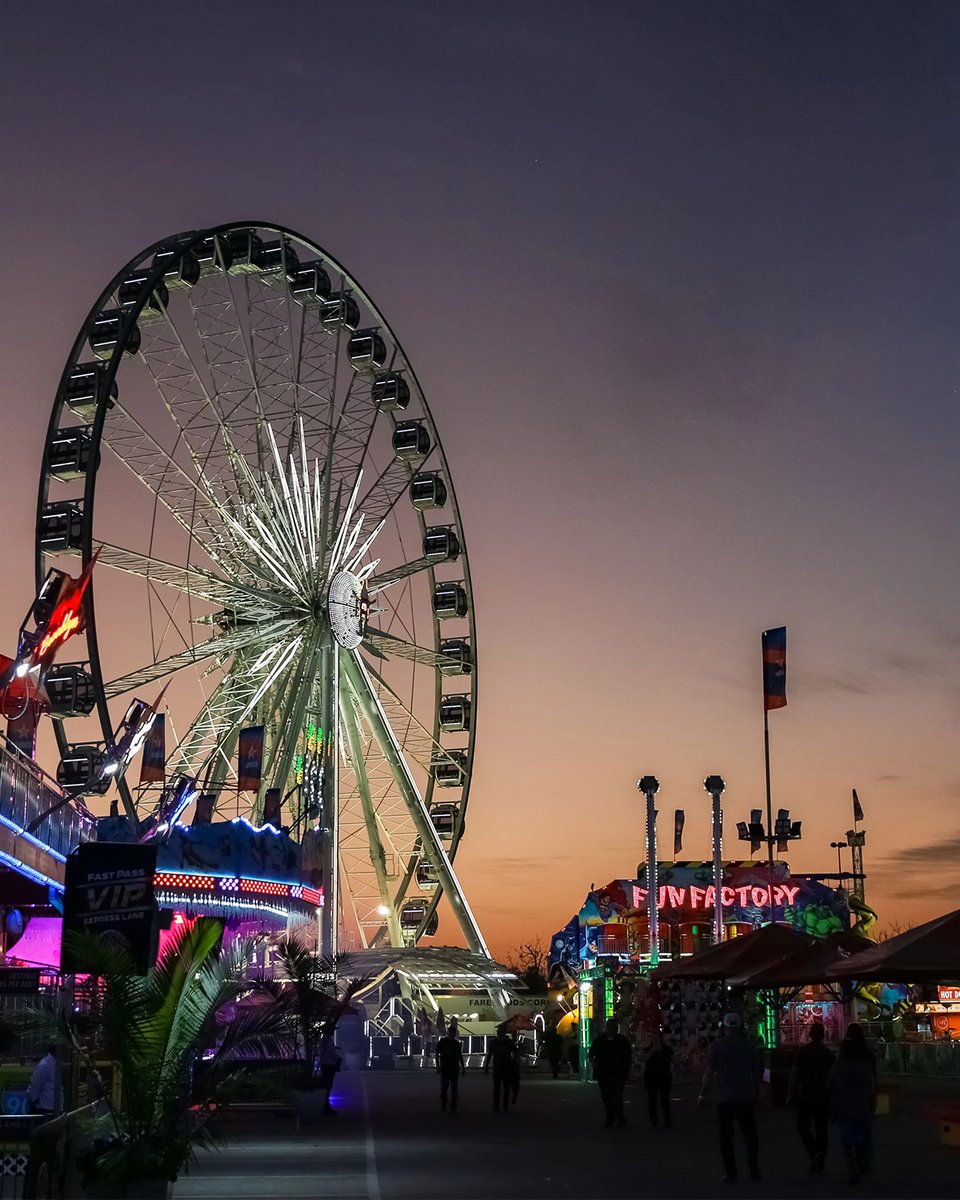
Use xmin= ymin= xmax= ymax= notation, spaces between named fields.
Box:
xmin=631 ymin=883 xmax=801 ymax=911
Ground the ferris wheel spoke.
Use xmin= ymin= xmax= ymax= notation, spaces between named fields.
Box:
xmin=359 ymin=656 xmax=462 ymax=774
xmin=341 ymin=649 xmax=487 ymax=955
xmin=363 ymin=627 xmax=450 ymax=670
xmin=101 ymin=617 xmax=301 ymax=699
xmin=367 ymin=556 xmax=432 ymax=592
xmin=96 ymin=543 xmax=227 ymax=604
xmin=165 ymin=662 xmax=253 ymax=785
xmin=99 ymin=401 xmax=220 ymax=535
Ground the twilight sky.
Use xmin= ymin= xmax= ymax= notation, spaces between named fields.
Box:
xmin=1 ymin=2 xmax=958 ymax=960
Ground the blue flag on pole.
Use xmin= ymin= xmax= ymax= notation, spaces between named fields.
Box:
xmin=762 ymin=627 xmax=787 ymax=710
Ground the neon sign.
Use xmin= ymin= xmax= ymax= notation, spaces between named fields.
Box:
xmin=630 ymin=883 xmax=801 ymax=911
xmin=37 ymin=608 xmax=81 ymax=659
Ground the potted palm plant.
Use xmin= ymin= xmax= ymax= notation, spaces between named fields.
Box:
xmin=60 ymin=916 xmax=290 ymax=1199
xmin=273 ymin=938 xmax=365 ymax=1121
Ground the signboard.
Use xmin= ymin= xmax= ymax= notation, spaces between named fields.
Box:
xmin=938 ymin=986 xmax=960 ymax=1004
xmin=0 ymin=968 xmax=40 ymax=995
xmin=62 ymin=842 xmax=158 ymax=974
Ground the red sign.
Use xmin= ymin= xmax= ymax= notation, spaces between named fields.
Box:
xmin=938 ymin=986 xmax=960 ymax=1003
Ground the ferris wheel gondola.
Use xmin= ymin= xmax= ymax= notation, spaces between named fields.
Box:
xmin=34 ymin=222 xmax=485 ymax=955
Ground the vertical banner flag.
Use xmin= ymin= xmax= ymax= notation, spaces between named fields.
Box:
xmin=673 ymin=810 xmax=685 ymax=857
xmin=6 ymin=704 xmax=38 ymax=760
xmin=262 ymin=788 xmax=282 ymax=828
xmin=139 ymin=713 xmax=166 ymax=784
xmin=762 ymin=626 xmax=787 ymax=710
xmin=237 ymin=725 xmax=264 ymax=793
xmin=194 ymin=794 xmax=215 ymax=826
xmin=852 ymin=788 xmax=864 ymax=823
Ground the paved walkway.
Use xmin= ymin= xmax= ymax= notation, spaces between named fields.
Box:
xmin=174 ymin=1071 xmax=960 ymax=1200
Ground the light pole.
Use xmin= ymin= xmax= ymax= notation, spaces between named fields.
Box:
xmin=638 ymin=776 xmax=660 ymax=966
xmin=831 ymin=840 xmax=848 ymax=881
xmin=704 ymin=776 xmax=725 ymax=945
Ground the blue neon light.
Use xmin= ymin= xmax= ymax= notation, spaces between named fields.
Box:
xmin=0 ymin=849 xmax=63 ymax=892
xmin=0 ymin=813 xmax=68 ymax=862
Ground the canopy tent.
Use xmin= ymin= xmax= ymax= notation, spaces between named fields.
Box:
xmin=726 ymin=928 xmax=872 ymax=989
xmin=652 ymin=922 xmax=810 ymax=982
xmin=823 ymin=907 xmax=960 ymax=984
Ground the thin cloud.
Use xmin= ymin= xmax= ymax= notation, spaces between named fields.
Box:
xmin=875 ymin=833 xmax=960 ymax=897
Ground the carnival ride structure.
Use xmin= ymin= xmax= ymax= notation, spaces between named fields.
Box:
xmin=2 ymin=223 xmax=494 ymax=982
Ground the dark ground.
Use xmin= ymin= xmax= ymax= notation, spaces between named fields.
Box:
xmin=173 ymin=1070 xmax=960 ymax=1200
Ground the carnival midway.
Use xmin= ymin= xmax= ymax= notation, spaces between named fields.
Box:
xmin=0 ymin=222 xmax=957 ymax=1199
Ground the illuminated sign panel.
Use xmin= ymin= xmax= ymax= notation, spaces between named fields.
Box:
xmin=938 ymin=986 xmax=960 ymax=1003
xmin=630 ymin=883 xmax=801 ymax=910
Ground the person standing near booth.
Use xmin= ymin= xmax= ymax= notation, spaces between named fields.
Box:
xmin=27 ymin=1044 xmax=61 ymax=1119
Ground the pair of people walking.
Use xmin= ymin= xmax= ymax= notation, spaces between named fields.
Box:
xmin=484 ymin=1024 xmax=520 ymax=1111
xmin=790 ymin=1021 xmax=876 ymax=1183
xmin=437 ymin=1020 xmax=523 ymax=1113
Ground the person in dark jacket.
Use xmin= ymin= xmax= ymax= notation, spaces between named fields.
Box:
xmin=589 ymin=1017 xmax=633 ymax=1128
xmin=643 ymin=1032 xmax=673 ymax=1128
xmin=788 ymin=1021 xmax=834 ymax=1173
xmin=828 ymin=1023 xmax=876 ymax=1184
xmin=543 ymin=1027 xmax=564 ymax=1079
xmin=699 ymin=1013 xmax=763 ymax=1183
xmin=483 ymin=1024 xmax=518 ymax=1112
xmin=436 ymin=1019 xmax=465 ymax=1113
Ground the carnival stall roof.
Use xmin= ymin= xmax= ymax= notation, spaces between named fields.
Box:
xmin=725 ymin=928 xmax=872 ymax=989
xmin=823 ymin=907 xmax=960 ymax=984
xmin=652 ymin=922 xmax=809 ymax=981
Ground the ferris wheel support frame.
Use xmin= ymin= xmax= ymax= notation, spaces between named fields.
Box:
xmin=341 ymin=649 xmax=487 ymax=957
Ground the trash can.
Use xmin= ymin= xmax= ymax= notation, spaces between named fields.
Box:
xmin=765 ymin=1048 xmax=794 ymax=1108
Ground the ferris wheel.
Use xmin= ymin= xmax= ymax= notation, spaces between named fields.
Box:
xmin=34 ymin=221 xmax=486 ymax=956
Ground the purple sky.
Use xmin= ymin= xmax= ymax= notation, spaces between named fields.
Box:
xmin=1 ymin=2 xmax=958 ymax=957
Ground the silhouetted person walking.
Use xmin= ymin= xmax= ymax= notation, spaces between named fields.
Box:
xmin=589 ymin=1017 xmax=632 ymax=1128
xmin=484 ymin=1024 xmax=518 ymax=1112
xmin=643 ymin=1032 xmax=673 ymax=1128
xmin=699 ymin=1013 xmax=762 ymax=1183
xmin=788 ymin=1022 xmax=834 ymax=1173
xmin=317 ymin=1025 xmax=342 ymax=1115
xmin=543 ymin=1026 xmax=564 ymax=1078
xmin=828 ymin=1023 xmax=876 ymax=1184
xmin=436 ymin=1019 xmax=465 ymax=1114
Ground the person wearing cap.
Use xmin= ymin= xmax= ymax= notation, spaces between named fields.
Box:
xmin=699 ymin=1013 xmax=763 ymax=1183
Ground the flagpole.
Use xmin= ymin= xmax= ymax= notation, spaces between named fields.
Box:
xmin=762 ymin=697 xmax=776 ymax=924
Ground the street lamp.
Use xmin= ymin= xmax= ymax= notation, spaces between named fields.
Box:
xmin=703 ymin=776 xmax=725 ymax=945
xmin=637 ymin=776 xmax=660 ymax=966
xmin=736 ymin=807 xmax=802 ymax=920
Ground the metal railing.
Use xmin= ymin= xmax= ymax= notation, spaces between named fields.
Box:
xmin=0 ymin=1115 xmax=44 ymax=1199
xmin=875 ymin=1039 xmax=960 ymax=1077
xmin=0 ymin=737 xmax=95 ymax=865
